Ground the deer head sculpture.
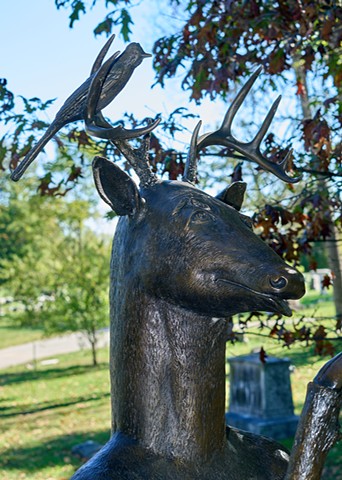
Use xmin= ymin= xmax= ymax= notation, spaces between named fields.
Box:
xmin=11 ymin=37 xmax=341 ymax=480
xmin=72 ymin=42 xmax=307 ymax=480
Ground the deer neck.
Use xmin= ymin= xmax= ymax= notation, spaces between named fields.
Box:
xmin=110 ymin=290 xmax=228 ymax=463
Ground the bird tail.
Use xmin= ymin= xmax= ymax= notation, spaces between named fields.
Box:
xmin=10 ymin=122 xmax=61 ymax=181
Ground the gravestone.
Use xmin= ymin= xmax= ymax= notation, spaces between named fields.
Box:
xmin=226 ymin=354 xmax=298 ymax=440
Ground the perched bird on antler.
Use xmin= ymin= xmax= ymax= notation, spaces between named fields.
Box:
xmin=11 ymin=35 xmax=159 ymax=181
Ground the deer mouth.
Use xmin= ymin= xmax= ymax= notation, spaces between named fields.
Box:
xmin=216 ymin=278 xmax=292 ymax=316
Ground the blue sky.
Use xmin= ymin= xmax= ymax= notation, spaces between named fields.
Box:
xmin=0 ymin=1 xmax=179 ymax=126
xmin=1 ymin=0 xmax=254 ymax=150
xmin=1 ymin=1 xmax=298 ymax=149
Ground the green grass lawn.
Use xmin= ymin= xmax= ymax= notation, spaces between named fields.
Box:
xmin=0 ymin=338 xmax=341 ymax=479
xmin=0 ymin=320 xmax=44 ymax=349
xmin=0 ymin=306 xmax=45 ymax=349
xmin=298 ymin=290 xmax=336 ymax=320
xmin=0 ymin=349 xmax=111 ymax=480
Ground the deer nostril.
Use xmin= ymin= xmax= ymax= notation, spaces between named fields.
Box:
xmin=270 ymin=276 xmax=288 ymax=290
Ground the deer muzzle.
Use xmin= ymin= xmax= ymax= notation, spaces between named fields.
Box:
xmin=266 ymin=267 xmax=305 ymax=300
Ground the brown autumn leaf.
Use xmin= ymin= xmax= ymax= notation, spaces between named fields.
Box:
xmin=309 ymin=258 xmax=318 ymax=271
xmin=296 ymin=80 xmax=306 ymax=96
xmin=321 ymin=274 xmax=332 ymax=290
xmin=259 ymin=347 xmax=268 ymax=364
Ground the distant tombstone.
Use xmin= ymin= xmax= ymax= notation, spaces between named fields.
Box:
xmin=226 ymin=354 xmax=298 ymax=440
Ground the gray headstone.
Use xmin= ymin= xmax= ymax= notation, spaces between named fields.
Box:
xmin=226 ymin=354 xmax=298 ymax=440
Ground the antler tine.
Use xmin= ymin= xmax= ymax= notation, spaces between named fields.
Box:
xmin=196 ymin=68 xmax=301 ymax=184
xmin=252 ymin=95 xmax=281 ymax=149
xmin=196 ymin=66 xmax=262 ymax=148
xmin=85 ymin=50 xmax=121 ymax=132
xmin=183 ymin=120 xmax=202 ymax=183
xmin=114 ymin=134 xmax=159 ymax=187
xmin=219 ymin=66 xmax=263 ymax=139
xmin=85 ymin=52 xmax=161 ymax=141
xmin=85 ymin=51 xmax=160 ymax=187
xmin=90 ymin=34 xmax=116 ymax=75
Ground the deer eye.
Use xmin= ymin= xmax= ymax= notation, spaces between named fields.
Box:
xmin=190 ymin=210 xmax=215 ymax=224
xmin=240 ymin=214 xmax=253 ymax=230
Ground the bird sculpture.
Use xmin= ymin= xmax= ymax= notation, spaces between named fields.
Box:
xmin=11 ymin=35 xmax=159 ymax=181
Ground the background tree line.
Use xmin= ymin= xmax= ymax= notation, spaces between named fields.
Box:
xmin=0 ymin=172 xmax=111 ymax=366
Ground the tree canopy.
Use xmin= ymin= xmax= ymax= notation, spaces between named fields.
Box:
xmin=0 ymin=174 xmax=111 ymax=365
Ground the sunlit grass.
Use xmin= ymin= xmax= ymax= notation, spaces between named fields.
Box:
xmin=0 ymin=321 xmax=44 ymax=349
xmin=0 ymin=349 xmax=111 ymax=480
xmin=0 ymin=306 xmax=45 ymax=348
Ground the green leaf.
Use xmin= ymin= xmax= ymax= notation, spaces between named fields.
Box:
xmin=120 ymin=9 xmax=133 ymax=42
xmin=69 ymin=0 xmax=86 ymax=28
xmin=105 ymin=0 xmax=119 ymax=6
xmin=94 ymin=17 xmax=114 ymax=37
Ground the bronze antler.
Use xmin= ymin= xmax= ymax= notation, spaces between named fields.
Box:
xmin=83 ymin=53 xmax=161 ymax=187
xmin=85 ymin=49 xmax=160 ymax=142
xmin=183 ymin=67 xmax=300 ymax=184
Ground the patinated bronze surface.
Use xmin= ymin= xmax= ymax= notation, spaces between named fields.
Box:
xmin=285 ymin=352 xmax=342 ymax=480
xmin=11 ymin=37 xmax=341 ymax=480
xmin=70 ymin=174 xmax=303 ymax=480
xmin=71 ymin=39 xmax=305 ymax=479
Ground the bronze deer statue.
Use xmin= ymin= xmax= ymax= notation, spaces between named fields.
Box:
xmin=10 ymin=38 xmax=341 ymax=480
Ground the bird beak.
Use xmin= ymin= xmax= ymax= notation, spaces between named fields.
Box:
xmin=141 ymin=50 xmax=152 ymax=58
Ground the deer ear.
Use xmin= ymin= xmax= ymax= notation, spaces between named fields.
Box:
xmin=92 ymin=156 xmax=142 ymax=216
xmin=216 ymin=181 xmax=247 ymax=211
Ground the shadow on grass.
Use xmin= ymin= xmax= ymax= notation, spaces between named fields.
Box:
xmin=0 ymin=362 xmax=108 ymax=388
xmin=1 ymin=429 xmax=340 ymax=480
xmin=0 ymin=428 xmax=111 ymax=474
xmin=0 ymin=391 xmax=110 ymax=417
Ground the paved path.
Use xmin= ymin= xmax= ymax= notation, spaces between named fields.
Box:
xmin=0 ymin=329 xmax=109 ymax=369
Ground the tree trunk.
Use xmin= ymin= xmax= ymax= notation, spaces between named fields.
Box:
xmin=91 ymin=339 xmax=97 ymax=367
xmin=87 ymin=329 xmax=98 ymax=367
xmin=326 ymin=232 xmax=342 ymax=329
xmin=294 ymin=62 xmax=342 ymax=326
